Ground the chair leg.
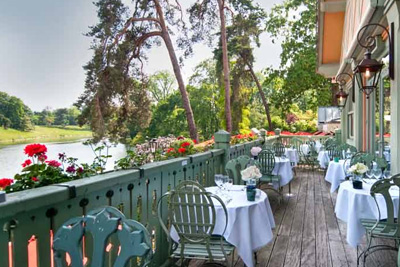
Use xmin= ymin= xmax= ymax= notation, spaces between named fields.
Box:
xmin=289 ymin=182 xmax=291 ymax=194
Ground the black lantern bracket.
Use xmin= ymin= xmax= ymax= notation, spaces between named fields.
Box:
xmin=354 ymin=23 xmax=394 ymax=99
xmin=356 ymin=23 xmax=394 ymax=79
xmin=335 ymin=72 xmax=352 ymax=110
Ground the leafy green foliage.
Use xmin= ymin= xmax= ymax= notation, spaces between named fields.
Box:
xmin=0 ymin=91 xmax=34 ymax=131
xmin=264 ymin=0 xmax=332 ymax=111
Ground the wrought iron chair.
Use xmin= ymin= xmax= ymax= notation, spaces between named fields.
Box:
xmin=272 ymin=141 xmax=285 ymax=158
xmin=257 ymin=149 xmax=283 ymax=203
xmin=337 ymin=143 xmax=357 ymax=159
xmin=324 ymin=137 xmax=337 ymax=148
xmin=225 ymin=158 xmax=241 ymax=185
xmin=53 ymin=206 xmax=152 ymax=267
xmin=291 ymin=137 xmax=306 ymax=166
xmin=326 ymin=144 xmax=340 ymax=160
xmin=158 ymin=181 xmax=235 ymax=266
xmin=350 ymin=152 xmax=376 ymax=167
xmin=357 ymin=175 xmax=400 ymax=266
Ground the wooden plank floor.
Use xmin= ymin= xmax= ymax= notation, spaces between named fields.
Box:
xmin=190 ymin=167 xmax=398 ymax=267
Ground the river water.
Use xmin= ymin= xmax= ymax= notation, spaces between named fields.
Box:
xmin=0 ymin=141 xmax=127 ymax=178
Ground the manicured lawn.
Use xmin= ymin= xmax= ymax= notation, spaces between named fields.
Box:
xmin=0 ymin=126 xmax=92 ymax=146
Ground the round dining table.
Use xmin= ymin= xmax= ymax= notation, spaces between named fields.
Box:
xmin=284 ymin=148 xmax=299 ymax=166
xmin=335 ymin=180 xmax=400 ymax=247
xmin=318 ymin=150 xmax=330 ymax=168
xmin=324 ymin=159 xmax=346 ymax=192
xmin=273 ymin=157 xmax=294 ymax=189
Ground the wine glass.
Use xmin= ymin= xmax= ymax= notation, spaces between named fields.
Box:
xmin=214 ymin=174 xmax=223 ymax=192
xmin=225 ymin=177 xmax=233 ymax=191
xmin=373 ymin=168 xmax=382 ymax=180
xmin=365 ymin=169 xmax=374 ymax=180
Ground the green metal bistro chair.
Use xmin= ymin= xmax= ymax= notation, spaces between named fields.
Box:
xmin=236 ymin=155 xmax=251 ymax=171
xmin=225 ymin=158 xmax=241 ymax=185
xmin=357 ymin=176 xmax=400 ymax=266
xmin=337 ymin=143 xmax=357 ymax=159
xmin=158 ymin=181 xmax=235 ymax=266
xmin=272 ymin=141 xmax=285 ymax=158
xmin=53 ymin=206 xmax=152 ymax=267
xmin=326 ymin=144 xmax=340 ymax=160
xmin=324 ymin=137 xmax=337 ymax=148
xmin=291 ymin=137 xmax=306 ymax=166
xmin=257 ymin=149 xmax=283 ymax=203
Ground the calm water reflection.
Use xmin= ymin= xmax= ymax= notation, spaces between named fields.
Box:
xmin=0 ymin=141 xmax=127 ymax=178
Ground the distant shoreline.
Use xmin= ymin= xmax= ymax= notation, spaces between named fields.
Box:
xmin=0 ymin=126 xmax=92 ymax=148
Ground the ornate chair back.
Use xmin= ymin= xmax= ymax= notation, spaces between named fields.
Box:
xmin=370 ymin=177 xmax=400 ymax=235
xmin=257 ymin=150 xmax=275 ymax=176
xmin=225 ymin=159 xmax=240 ymax=185
xmin=53 ymin=206 xmax=152 ymax=267
xmin=326 ymin=144 xmax=340 ymax=160
xmin=350 ymin=152 xmax=375 ymax=167
xmin=272 ymin=142 xmax=285 ymax=157
xmin=158 ymin=181 xmax=228 ymax=262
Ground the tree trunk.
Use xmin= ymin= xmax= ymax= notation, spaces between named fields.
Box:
xmin=247 ymin=63 xmax=273 ymax=131
xmin=217 ymin=0 xmax=232 ymax=133
xmin=154 ymin=1 xmax=198 ymax=140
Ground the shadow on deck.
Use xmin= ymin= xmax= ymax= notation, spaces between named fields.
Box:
xmin=191 ymin=167 xmax=397 ymax=267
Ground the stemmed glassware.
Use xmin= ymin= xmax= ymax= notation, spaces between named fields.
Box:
xmin=214 ymin=174 xmax=223 ymax=193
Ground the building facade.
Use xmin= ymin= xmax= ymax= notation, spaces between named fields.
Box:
xmin=317 ymin=0 xmax=400 ymax=172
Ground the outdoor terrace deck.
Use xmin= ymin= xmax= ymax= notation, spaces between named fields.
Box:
xmin=191 ymin=167 xmax=398 ymax=267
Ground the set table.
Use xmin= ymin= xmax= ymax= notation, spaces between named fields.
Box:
xmin=284 ymin=148 xmax=299 ymax=166
xmin=335 ymin=180 xmax=400 ymax=247
xmin=324 ymin=159 xmax=346 ymax=192
xmin=318 ymin=150 xmax=330 ymax=168
xmin=272 ymin=157 xmax=294 ymax=189
xmin=172 ymin=185 xmax=276 ymax=267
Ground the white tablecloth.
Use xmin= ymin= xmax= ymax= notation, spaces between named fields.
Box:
xmin=273 ymin=157 xmax=293 ymax=187
xmin=318 ymin=150 xmax=330 ymax=168
xmin=335 ymin=181 xmax=400 ymax=247
xmin=170 ymin=186 xmax=275 ymax=267
xmin=300 ymin=141 xmax=322 ymax=155
xmin=324 ymin=160 xmax=346 ymax=192
xmin=284 ymin=148 xmax=299 ymax=166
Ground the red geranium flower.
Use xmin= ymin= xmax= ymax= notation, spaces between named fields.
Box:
xmin=178 ymin=148 xmax=186 ymax=153
xmin=24 ymin=144 xmax=47 ymax=157
xmin=0 ymin=178 xmax=13 ymax=188
xmin=192 ymin=139 xmax=197 ymax=144
xmin=181 ymin=142 xmax=191 ymax=147
xmin=38 ymin=154 xmax=47 ymax=162
xmin=66 ymin=166 xmax=76 ymax=173
xmin=31 ymin=177 xmax=39 ymax=182
xmin=46 ymin=160 xmax=61 ymax=168
xmin=177 ymin=136 xmax=184 ymax=140
xmin=167 ymin=148 xmax=175 ymax=153
xmin=22 ymin=159 xmax=32 ymax=168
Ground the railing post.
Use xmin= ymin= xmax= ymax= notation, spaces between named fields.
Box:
xmin=214 ymin=130 xmax=231 ymax=172
xmin=260 ymin=130 xmax=267 ymax=146
xmin=335 ymin=129 xmax=342 ymax=145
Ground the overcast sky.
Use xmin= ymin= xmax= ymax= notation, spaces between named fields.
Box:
xmin=0 ymin=0 xmax=283 ymax=111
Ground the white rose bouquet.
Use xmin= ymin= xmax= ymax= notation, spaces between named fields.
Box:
xmin=348 ymin=163 xmax=368 ymax=175
xmin=250 ymin=147 xmax=262 ymax=157
xmin=241 ymin=165 xmax=262 ymax=181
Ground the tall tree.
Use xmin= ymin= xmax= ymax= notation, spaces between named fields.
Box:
xmin=112 ymin=0 xmax=198 ymax=140
xmin=189 ymin=0 xmax=233 ymax=132
xmin=265 ymin=0 xmax=331 ymax=111
xmin=225 ymin=4 xmax=274 ymax=130
xmin=76 ymin=0 xmax=151 ymax=142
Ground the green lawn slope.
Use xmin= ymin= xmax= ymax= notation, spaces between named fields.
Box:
xmin=0 ymin=126 xmax=92 ymax=146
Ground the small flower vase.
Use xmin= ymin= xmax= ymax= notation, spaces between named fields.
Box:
xmin=246 ymin=178 xmax=257 ymax=201
xmin=352 ymin=174 xmax=363 ymax=189
xmin=0 ymin=191 xmax=6 ymax=203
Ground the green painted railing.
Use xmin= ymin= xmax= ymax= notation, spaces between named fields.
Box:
xmin=0 ymin=130 xmax=325 ymax=267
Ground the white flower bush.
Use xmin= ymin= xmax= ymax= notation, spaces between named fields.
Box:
xmin=250 ymin=147 xmax=262 ymax=157
xmin=241 ymin=165 xmax=262 ymax=181
xmin=348 ymin=163 xmax=368 ymax=175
